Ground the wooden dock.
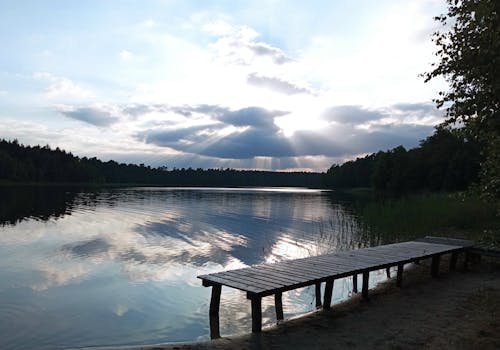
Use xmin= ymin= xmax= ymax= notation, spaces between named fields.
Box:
xmin=198 ymin=236 xmax=473 ymax=338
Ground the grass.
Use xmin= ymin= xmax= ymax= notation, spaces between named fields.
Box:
xmin=355 ymin=192 xmax=500 ymax=245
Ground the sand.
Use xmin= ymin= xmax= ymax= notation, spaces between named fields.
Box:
xmin=99 ymin=258 xmax=500 ymax=350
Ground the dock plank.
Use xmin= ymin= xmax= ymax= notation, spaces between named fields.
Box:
xmin=198 ymin=237 xmax=472 ymax=333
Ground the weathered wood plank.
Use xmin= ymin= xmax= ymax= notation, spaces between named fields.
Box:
xmin=199 ymin=237 xmax=472 ymax=334
xmin=199 ymin=274 xmax=262 ymax=293
xmin=221 ymin=269 xmax=288 ymax=289
xmin=250 ymin=265 xmax=308 ymax=284
xmin=219 ymin=270 xmax=281 ymax=290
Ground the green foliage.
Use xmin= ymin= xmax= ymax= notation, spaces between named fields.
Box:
xmin=424 ymin=0 xmax=500 ymax=198
xmin=0 ymin=139 xmax=322 ymax=187
xmin=357 ymin=193 xmax=499 ymax=244
xmin=323 ymin=128 xmax=481 ymax=194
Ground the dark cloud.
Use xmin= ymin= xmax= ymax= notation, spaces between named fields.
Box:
xmin=391 ymin=102 xmax=443 ymax=117
xmin=247 ymin=73 xmax=313 ymax=95
xmin=196 ymin=127 xmax=293 ymax=158
xmin=60 ymin=107 xmax=119 ymax=126
xmin=247 ymin=42 xmax=292 ymax=64
xmin=346 ymin=123 xmax=435 ymax=154
xmin=217 ymin=107 xmax=288 ymax=128
xmin=138 ymin=124 xmax=223 ymax=147
xmin=139 ymin=102 xmax=435 ymax=161
xmin=323 ymin=105 xmax=384 ymax=124
xmin=140 ymin=107 xmax=294 ymax=159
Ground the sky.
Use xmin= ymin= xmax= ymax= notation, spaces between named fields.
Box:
xmin=0 ymin=0 xmax=449 ymax=172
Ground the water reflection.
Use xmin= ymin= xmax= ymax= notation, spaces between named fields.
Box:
xmin=0 ymin=186 xmax=384 ymax=350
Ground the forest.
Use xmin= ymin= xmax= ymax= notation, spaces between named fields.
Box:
xmin=323 ymin=127 xmax=482 ymax=194
xmin=0 ymin=139 xmax=322 ymax=187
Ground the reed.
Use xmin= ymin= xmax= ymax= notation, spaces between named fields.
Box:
xmin=357 ymin=192 xmax=499 ymax=244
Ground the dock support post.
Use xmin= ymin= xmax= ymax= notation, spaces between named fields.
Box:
xmin=352 ymin=274 xmax=358 ymax=293
xmin=251 ymin=297 xmax=262 ymax=332
xmin=386 ymin=267 xmax=391 ymax=278
xmin=396 ymin=264 xmax=403 ymax=287
xmin=274 ymin=293 xmax=284 ymax=321
xmin=209 ymin=284 xmax=222 ymax=339
xmin=464 ymin=251 xmax=470 ymax=270
xmin=431 ymin=255 xmax=441 ymax=277
xmin=450 ymin=251 xmax=458 ymax=271
xmin=362 ymin=271 xmax=369 ymax=300
xmin=323 ymin=279 xmax=334 ymax=310
xmin=315 ymin=282 xmax=322 ymax=308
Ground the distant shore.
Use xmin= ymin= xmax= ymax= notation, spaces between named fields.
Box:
xmin=91 ymin=258 xmax=500 ymax=350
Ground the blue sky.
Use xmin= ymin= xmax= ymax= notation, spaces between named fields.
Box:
xmin=0 ymin=0 xmax=448 ymax=171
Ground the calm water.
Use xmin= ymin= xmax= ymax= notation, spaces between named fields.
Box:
xmin=0 ymin=186 xmax=387 ymax=349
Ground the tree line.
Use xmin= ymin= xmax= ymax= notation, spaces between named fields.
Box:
xmin=0 ymin=139 xmax=322 ymax=187
xmin=326 ymin=0 xmax=499 ymax=198
xmin=323 ymin=128 xmax=482 ymax=194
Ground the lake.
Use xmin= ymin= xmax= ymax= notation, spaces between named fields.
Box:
xmin=0 ymin=186 xmax=389 ymax=349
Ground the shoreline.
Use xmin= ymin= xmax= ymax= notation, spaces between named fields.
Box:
xmin=82 ymin=258 xmax=500 ymax=350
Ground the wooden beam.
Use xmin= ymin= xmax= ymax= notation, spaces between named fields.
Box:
xmin=431 ymin=255 xmax=441 ymax=278
xmin=362 ymin=271 xmax=369 ymax=299
xmin=323 ymin=279 xmax=334 ymax=310
xmin=275 ymin=292 xmax=284 ymax=321
xmin=315 ymin=282 xmax=322 ymax=308
xmin=209 ymin=284 xmax=222 ymax=339
xmin=396 ymin=264 xmax=403 ymax=287
xmin=352 ymin=274 xmax=358 ymax=293
xmin=449 ymin=251 xmax=458 ymax=271
xmin=464 ymin=251 xmax=470 ymax=270
xmin=251 ymin=297 xmax=262 ymax=332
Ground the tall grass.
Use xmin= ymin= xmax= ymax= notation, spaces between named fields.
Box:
xmin=357 ymin=193 xmax=499 ymax=244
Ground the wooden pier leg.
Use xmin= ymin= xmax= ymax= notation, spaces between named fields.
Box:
xmin=323 ymin=279 xmax=334 ymax=310
xmin=386 ymin=267 xmax=391 ymax=278
xmin=209 ymin=284 xmax=222 ymax=339
xmin=362 ymin=271 xmax=369 ymax=300
xmin=450 ymin=251 xmax=458 ymax=271
xmin=352 ymin=274 xmax=358 ymax=293
xmin=396 ymin=264 xmax=404 ymax=287
xmin=431 ymin=255 xmax=441 ymax=278
xmin=315 ymin=282 xmax=322 ymax=308
xmin=251 ymin=297 xmax=262 ymax=332
xmin=464 ymin=251 xmax=470 ymax=270
xmin=274 ymin=292 xmax=284 ymax=321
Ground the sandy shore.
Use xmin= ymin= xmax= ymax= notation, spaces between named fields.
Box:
xmin=94 ymin=258 xmax=500 ymax=350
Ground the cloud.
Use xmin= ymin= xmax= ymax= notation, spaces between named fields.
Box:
xmin=119 ymin=49 xmax=133 ymax=61
xmin=247 ymin=73 xmax=314 ymax=95
xmin=139 ymin=124 xmax=223 ymax=147
xmin=247 ymin=41 xmax=292 ymax=64
xmin=33 ymin=72 xmax=93 ymax=100
xmin=208 ymin=22 xmax=293 ymax=65
xmin=58 ymin=105 xmax=120 ymax=127
xmin=144 ymin=19 xmax=156 ymax=28
xmin=216 ymin=106 xmax=288 ymax=128
xmin=323 ymin=105 xmax=384 ymax=124
xmin=127 ymin=101 xmax=437 ymax=161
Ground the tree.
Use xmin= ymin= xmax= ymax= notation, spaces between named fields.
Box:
xmin=424 ymin=0 xmax=500 ymax=198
